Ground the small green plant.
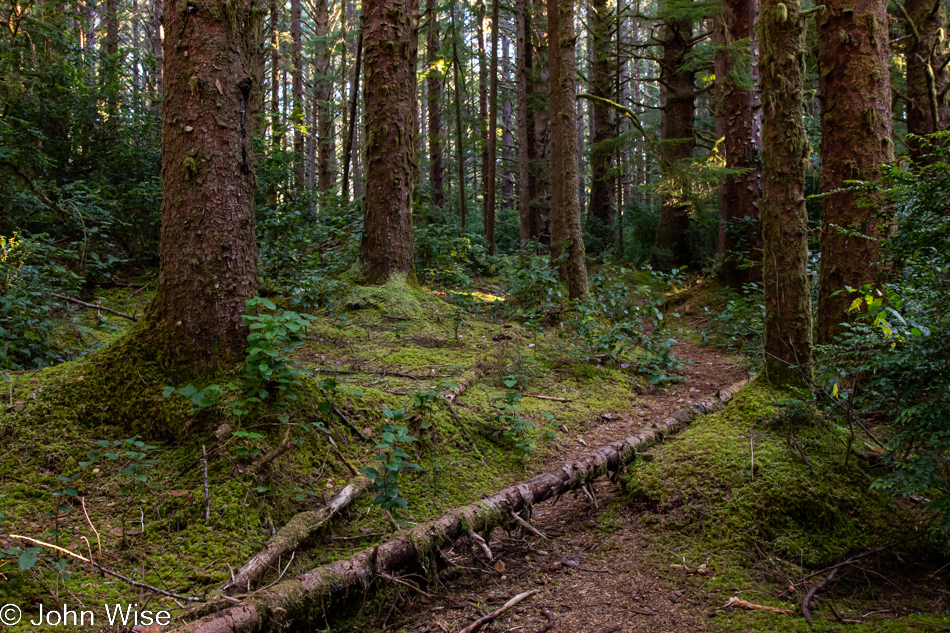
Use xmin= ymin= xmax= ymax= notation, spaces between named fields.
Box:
xmin=491 ymin=375 xmax=537 ymax=456
xmin=359 ymin=419 xmax=420 ymax=513
xmin=81 ymin=437 xmax=159 ymax=495
xmin=231 ymin=430 xmax=264 ymax=457
xmin=408 ymin=379 xmax=458 ymax=430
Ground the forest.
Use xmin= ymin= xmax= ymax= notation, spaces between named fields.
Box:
xmin=1 ymin=0 xmax=950 ymax=627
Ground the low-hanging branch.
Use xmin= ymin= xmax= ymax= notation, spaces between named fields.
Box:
xmin=50 ymin=293 xmax=139 ymax=322
xmin=170 ymin=381 xmax=747 ymax=633
xmin=577 ymin=93 xmax=661 ymax=162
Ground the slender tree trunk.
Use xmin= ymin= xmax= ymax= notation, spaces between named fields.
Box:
xmin=815 ymin=0 xmax=894 ymax=343
xmin=531 ymin=0 xmax=551 ymax=244
xmin=759 ymin=0 xmax=812 ymax=386
xmin=270 ymin=0 xmax=281 ymax=151
xmin=426 ymin=0 xmax=445 ymax=208
xmin=652 ymin=8 xmax=695 ymax=270
xmin=587 ymin=0 xmax=615 ymax=252
xmin=151 ymin=0 xmax=163 ymax=114
xmin=516 ymin=0 xmax=533 ymax=245
xmin=291 ymin=0 xmax=304 ymax=187
xmin=902 ymin=0 xmax=948 ymax=161
xmin=501 ymin=34 xmax=515 ymax=211
xmin=484 ymin=0 xmax=500 ymax=254
xmin=343 ymin=18 xmax=363 ymax=203
xmin=715 ymin=0 xmax=762 ymax=287
xmin=548 ymin=0 xmax=587 ymax=298
xmin=477 ymin=4 xmax=489 ymax=231
xmin=155 ymin=0 xmax=264 ymax=369
xmin=359 ymin=0 xmax=419 ymax=282
xmin=315 ymin=0 xmax=335 ymax=193
xmin=451 ymin=6 xmax=468 ymax=230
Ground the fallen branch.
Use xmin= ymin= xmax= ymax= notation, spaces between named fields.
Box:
xmin=802 ymin=568 xmax=839 ymax=625
xmin=171 ymin=381 xmax=746 ymax=633
xmin=509 ymin=511 xmax=547 ymax=540
xmin=519 ymin=393 xmax=572 ymax=402
xmin=50 ymin=293 xmax=138 ymax=322
xmin=722 ymin=597 xmax=795 ymax=616
xmin=218 ymin=477 xmax=368 ymax=596
xmin=248 ymin=430 xmax=293 ymax=476
xmin=457 ymin=589 xmax=539 ymax=633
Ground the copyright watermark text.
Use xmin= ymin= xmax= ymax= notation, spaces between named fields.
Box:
xmin=0 ymin=603 xmax=170 ymax=627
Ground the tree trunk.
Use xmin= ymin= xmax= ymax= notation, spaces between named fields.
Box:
xmin=548 ymin=0 xmax=587 ymax=298
xmin=715 ymin=0 xmax=762 ymax=287
xmin=315 ymin=0 xmax=335 ymax=193
xmin=651 ymin=9 xmax=695 ymax=271
xmin=291 ymin=0 xmax=304 ymax=187
xmin=451 ymin=6 xmax=468 ymax=230
xmin=530 ymin=0 xmax=551 ymax=244
xmin=270 ymin=0 xmax=281 ymax=151
xmin=759 ymin=0 xmax=812 ymax=387
xmin=151 ymin=0 xmax=163 ymax=115
xmin=426 ymin=0 xmax=445 ymax=208
xmin=477 ymin=4 xmax=489 ymax=236
xmin=816 ymin=0 xmax=894 ymax=343
xmin=342 ymin=17 xmax=363 ymax=203
xmin=501 ymin=33 xmax=515 ymax=211
xmin=903 ymin=0 xmax=949 ymax=162
xmin=484 ymin=0 xmax=500 ymax=254
xmin=359 ymin=0 xmax=419 ymax=283
xmin=516 ymin=0 xmax=533 ymax=245
xmin=586 ymin=0 xmax=615 ymax=253
xmin=155 ymin=0 xmax=264 ymax=369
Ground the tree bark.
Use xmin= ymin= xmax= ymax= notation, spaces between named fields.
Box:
xmin=151 ymin=0 xmax=163 ymax=115
xmin=270 ymin=0 xmax=281 ymax=151
xmin=715 ymin=0 xmax=762 ymax=287
xmin=451 ymin=6 xmax=468 ymax=230
xmin=291 ymin=0 xmax=304 ymax=187
xmin=314 ymin=0 xmax=335 ymax=193
xmin=759 ymin=0 xmax=813 ymax=387
xmin=426 ymin=0 xmax=445 ymax=208
xmin=548 ymin=0 xmax=587 ymax=298
xmin=902 ymin=0 xmax=949 ymax=162
xmin=484 ymin=0 xmax=500 ymax=254
xmin=652 ymin=8 xmax=695 ymax=271
xmin=342 ymin=16 xmax=363 ymax=203
xmin=586 ymin=0 xmax=615 ymax=252
xmin=501 ymin=33 xmax=515 ymax=211
xmin=477 ymin=3 xmax=490 ymax=237
xmin=816 ymin=0 xmax=894 ymax=344
xmin=358 ymin=0 xmax=419 ymax=283
xmin=155 ymin=0 xmax=264 ymax=369
xmin=516 ymin=0 xmax=533 ymax=245
xmin=530 ymin=0 xmax=551 ymax=244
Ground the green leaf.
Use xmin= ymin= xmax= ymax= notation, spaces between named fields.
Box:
xmin=18 ymin=548 xmax=39 ymax=570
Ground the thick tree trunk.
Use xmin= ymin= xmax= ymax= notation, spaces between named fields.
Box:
xmin=171 ymin=382 xmax=746 ymax=633
xmin=587 ymin=0 xmax=615 ymax=252
xmin=358 ymin=0 xmax=419 ymax=283
xmin=151 ymin=0 xmax=163 ymax=115
xmin=291 ymin=0 xmax=304 ymax=187
xmin=314 ymin=0 xmax=335 ymax=193
xmin=903 ymin=0 xmax=949 ymax=161
xmin=816 ymin=0 xmax=894 ymax=344
xmin=484 ymin=0 xmax=500 ymax=254
xmin=516 ymin=0 xmax=533 ymax=245
xmin=530 ymin=0 xmax=551 ymax=244
xmin=759 ymin=0 xmax=812 ymax=387
xmin=548 ymin=0 xmax=587 ymax=298
xmin=426 ymin=0 xmax=445 ymax=208
xmin=652 ymin=11 xmax=695 ymax=270
xmin=156 ymin=0 xmax=264 ymax=369
xmin=715 ymin=0 xmax=762 ymax=287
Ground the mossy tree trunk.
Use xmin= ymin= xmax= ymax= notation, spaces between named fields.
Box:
xmin=586 ymin=0 xmax=615 ymax=252
xmin=484 ymin=0 xmax=500 ymax=254
xmin=426 ymin=0 xmax=445 ymax=208
xmin=816 ymin=0 xmax=894 ymax=344
xmin=901 ymin=0 xmax=948 ymax=162
xmin=155 ymin=0 xmax=263 ymax=371
xmin=314 ymin=0 xmax=335 ymax=194
xmin=548 ymin=0 xmax=587 ymax=298
xmin=358 ymin=0 xmax=419 ymax=283
xmin=651 ymin=7 xmax=695 ymax=271
xmin=759 ymin=0 xmax=813 ymax=387
xmin=714 ymin=0 xmax=762 ymax=287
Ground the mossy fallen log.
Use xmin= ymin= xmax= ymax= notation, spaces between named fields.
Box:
xmin=218 ymin=477 xmax=369 ymax=596
xmin=172 ymin=381 xmax=747 ymax=633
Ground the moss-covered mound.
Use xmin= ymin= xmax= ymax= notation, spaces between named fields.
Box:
xmin=627 ymin=381 xmax=922 ymax=567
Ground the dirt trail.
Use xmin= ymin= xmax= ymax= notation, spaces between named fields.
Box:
xmin=389 ymin=341 xmax=747 ymax=633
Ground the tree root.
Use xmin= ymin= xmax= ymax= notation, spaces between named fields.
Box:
xmin=171 ymin=381 xmax=746 ymax=633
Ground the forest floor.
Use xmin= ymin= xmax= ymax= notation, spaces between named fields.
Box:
xmin=1 ymin=275 xmax=949 ymax=632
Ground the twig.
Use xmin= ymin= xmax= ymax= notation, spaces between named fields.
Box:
xmin=201 ymin=446 xmax=211 ymax=521
xmin=377 ymin=571 xmax=434 ymax=598
xmin=248 ymin=428 xmax=293 ymax=475
xmin=581 ymin=484 xmax=598 ymax=508
xmin=80 ymin=497 xmax=101 ymax=556
xmin=442 ymin=397 xmax=462 ymax=425
xmin=317 ymin=368 xmax=452 ymax=380
xmin=50 ymin=293 xmax=138 ymax=322
xmin=6 ymin=535 xmax=200 ymax=601
xmin=722 ymin=597 xmax=795 ymax=616
xmin=750 ymin=425 xmax=755 ymax=482
xmin=802 ymin=568 xmax=839 ymax=625
xmin=796 ymin=534 xmax=925 ymax=584
xmin=533 ymin=609 xmax=555 ymax=633
xmin=519 ymin=393 xmax=572 ymax=402
xmin=562 ymin=558 xmax=612 ymax=574
xmin=328 ymin=436 xmax=360 ymax=477
xmin=457 ymin=589 xmax=540 ymax=633
xmin=509 ymin=511 xmax=547 ymax=540
xmin=468 ymin=530 xmax=494 ymax=562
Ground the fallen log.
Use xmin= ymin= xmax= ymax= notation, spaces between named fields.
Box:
xmin=218 ymin=477 xmax=368 ymax=596
xmin=172 ymin=382 xmax=746 ymax=633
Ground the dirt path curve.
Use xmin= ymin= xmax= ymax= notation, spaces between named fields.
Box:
xmin=392 ymin=341 xmax=747 ymax=633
